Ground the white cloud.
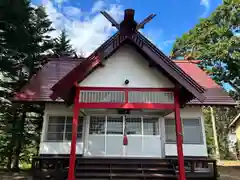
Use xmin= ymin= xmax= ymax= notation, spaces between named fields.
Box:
xmin=30 ymin=3 xmax=37 ymax=8
xmin=42 ymin=1 xmax=166 ymax=56
xmin=63 ymin=6 xmax=81 ymax=17
xmin=41 ymin=0 xmax=68 ymax=9
xmin=91 ymin=0 xmax=105 ymax=14
xmin=42 ymin=1 xmax=123 ymax=56
xmin=200 ymin=0 xmax=210 ymax=17
xmin=54 ymin=0 xmax=68 ymax=5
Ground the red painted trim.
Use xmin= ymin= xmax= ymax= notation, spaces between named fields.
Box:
xmin=77 ymin=86 xmax=174 ymax=92
xmin=68 ymin=87 xmax=80 ymax=180
xmin=77 ymin=103 xmax=124 ymax=109
xmin=76 ymin=102 xmax=174 ymax=110
xmin=174 ymin=87 xmax=186 ymax=180
xmin=51 ymin=55 xmax=101 ymax=101
xmin=123 ymin=103 xmax=174 ymax=109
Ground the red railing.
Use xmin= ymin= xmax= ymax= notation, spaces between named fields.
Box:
xmin=76 ymin=86 xmax=175 ymax=109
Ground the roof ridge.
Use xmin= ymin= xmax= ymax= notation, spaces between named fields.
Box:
xmin=86 ymin=32 xmax=119 ymax=60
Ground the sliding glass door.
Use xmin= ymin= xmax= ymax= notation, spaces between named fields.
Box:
xmin=85 ymin=115 xmax=162 ymax=157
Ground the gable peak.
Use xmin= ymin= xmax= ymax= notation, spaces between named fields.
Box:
xmin=101 ymin=9 xmax=156 ymax=36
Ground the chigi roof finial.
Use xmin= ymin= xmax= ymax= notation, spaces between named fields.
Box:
xmin=101 ymin=9 xmax=156 ymax=36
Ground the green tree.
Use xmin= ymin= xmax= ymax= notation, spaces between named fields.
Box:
xmin=53 ymin=29 xmax=75 ymax=56
xmin=172 ymin=0 xmax=240 ymax=159
xmin=0 ymin=0 xmax=54 ymax=170
xmin=172 ymin=0 xmax=240 ymax=95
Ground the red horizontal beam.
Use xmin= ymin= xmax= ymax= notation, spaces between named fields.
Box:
xmin=76 ymin=102 xmax=174 ymax=110
xmin=78 ymin=86 xmax=174 ymax=92
xmin=123 ymin=103 xmax=174 ymax=109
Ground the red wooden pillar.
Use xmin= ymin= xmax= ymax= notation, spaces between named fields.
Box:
xmin=174 ymin=88 xmax=186 ymax=180
xmin=68 ymin=87 xmax=80 ymax=180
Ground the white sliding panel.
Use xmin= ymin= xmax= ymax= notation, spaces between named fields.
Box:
xmin=105 ymin=116 xmax=123 ymax=156
xmin=142 ymin=117 xmax=162 ymax=157
xmin=125 ymin=116 xmax=142 ymax=156
xmin=86 ymin=116 xmax=106 ymax=156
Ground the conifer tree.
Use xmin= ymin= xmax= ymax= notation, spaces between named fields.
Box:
xmin=53 ymin=29 xmax=75 ymax=56
xmin=0 ymin=0 xmax=54 ymax=170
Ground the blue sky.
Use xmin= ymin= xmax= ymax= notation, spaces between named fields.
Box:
xmin=32 ymin=0 xmax=223 ymax=56
xmin=31 ymin=0 xmax=234 ymax=91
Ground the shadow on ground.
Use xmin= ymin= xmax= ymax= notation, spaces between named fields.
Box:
xmin=218 ymin=166 xmax=240 ymax=180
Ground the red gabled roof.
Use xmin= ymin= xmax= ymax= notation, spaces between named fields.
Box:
xmin=176 ymin=61 xmax=220 ymax=89
xmin=13 ymin=59 xmax=83 ymax=102
xmin=13 ymin=58 xmax=236 ymax=106
xmin=176 ymin=61 xmax=236 ymax=105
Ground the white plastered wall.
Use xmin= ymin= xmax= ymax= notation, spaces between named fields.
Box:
xmin=79 ymin=44 xmax=174 ymax=88
xmin=39 ymin=103 xmax=85 ymax=155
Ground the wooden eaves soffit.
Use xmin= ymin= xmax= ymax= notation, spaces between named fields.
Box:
xmin=50 ymin=9 xmax=205 ymax=105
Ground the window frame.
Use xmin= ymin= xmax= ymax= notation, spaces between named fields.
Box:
xmin=45 ymin=115 xmax=84 ymax=142
xmin=165 ymin=118 xmax=204 ymax=145
xmin=88 ymin=115 xmax=160 ymax=136
xmin=142 ymin=116 xmax=160 ymax=136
